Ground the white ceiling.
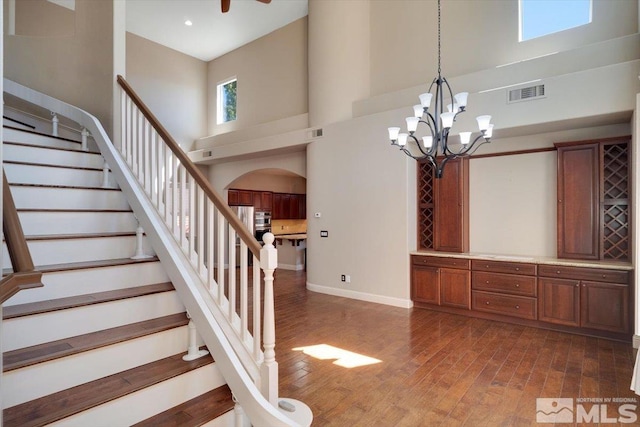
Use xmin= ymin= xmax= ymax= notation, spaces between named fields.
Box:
xmin=126 ymin=0 xmax=309 ymax=62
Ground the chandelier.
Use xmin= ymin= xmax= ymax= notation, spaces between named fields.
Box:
xmin=387 ymin=0 xmax=494 ymax=178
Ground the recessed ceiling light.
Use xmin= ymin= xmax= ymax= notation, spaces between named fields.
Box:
xmin=185 ymin=20 xmax=193 ymax=26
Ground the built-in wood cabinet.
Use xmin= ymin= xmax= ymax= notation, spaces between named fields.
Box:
xmin=253 ymin=191 xmax=273 ymax=212
xmin=411 ymin=256 xmax=470 ymax=309
xmin=417 ymin=158 xmax=469 ymax=253
xmin=411 ymin=254 xmax=632 ymax=339
xmin=228 ymin=189 xmax=254 ymax=206
xmin=556 ymin=137 xmax=631 ymax=261
xmin=538 ymin=265 xmax=629 ymax=333
xmin=273 ymin=193 xmax=306 ymax=219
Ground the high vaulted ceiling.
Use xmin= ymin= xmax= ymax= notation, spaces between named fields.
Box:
xmin=125 ymin=0 xmax=308 ymax=62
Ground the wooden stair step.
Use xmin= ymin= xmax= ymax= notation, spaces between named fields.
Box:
xmin=3 ymin=140 xmax=101 ymax=155
xmin=3 ymin=256 xmax=159 ymax=277
xmin=3 ymin=312 xmax=189 ymax=372
xmin=8 ymin=182 xmax=121 ymax=191
xmin=4 ymin=159 xmax=105 ymax=172
xmin=132 ymin=385 xmax=234 ymax=427
xmin=3 ymin=282 xmax=175 ymax=319
xmin=4 ymin=125 xmax=86 ymax=145
xmin=18 ymin=231 xmax=137 ymax=242
xmin=17 ymin=208 xmax=133 ymax=213
xmin=2 ymin=349 xmax=214 ymax=427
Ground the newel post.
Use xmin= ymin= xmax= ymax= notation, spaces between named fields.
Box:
xmin=260 ymin=232 xmax=278 ymax=406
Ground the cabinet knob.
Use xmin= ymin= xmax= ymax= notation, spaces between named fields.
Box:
xmin=485 ymin=301 xmax=490 ymax=305
xmin=576 ymin=283 xmax=579 ymax=287
xmin=515 ymin=305 xmax=520 ymax=309
xmin=515 ymin=267 xmax=520 ymax=271
xmin=556 ymin=270 xmax=561 ymax=274
xmin=486 ymin=265 xmax=490 ymax=268
xmin=515 ymin=284 xmax=520 ymax=288
xmin=486 ymin=280 xmax=490 ymax=284
xmin=602 ymin=274 xmax=606 ymax=278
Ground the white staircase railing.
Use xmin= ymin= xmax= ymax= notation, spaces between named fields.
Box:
xmin=4 ymin=77 xmax=311 ymax=426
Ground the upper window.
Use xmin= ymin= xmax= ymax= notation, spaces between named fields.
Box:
xmin=217 ymin=77 xmax=237 ymax=124
xmin=519 ymin=0 xmax=592 ymax=41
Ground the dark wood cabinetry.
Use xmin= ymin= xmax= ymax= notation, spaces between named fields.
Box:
xmin=253 ymin=192 xmax=273 ymax=212
xmin=556 ymin=137 xmax=631 ymax=261
xmin=228 ymin=189 xmax=253 ymax=206
xmin=272 ymin=193 xmax=306 ymax=219
xmin=538 ymin=265 xmax=629 ymax=333
xmin=417 ymin=158 xmax=469 ymax=253
xmin=411 ymin=254 xmax=632 ymax=339
xmin=411 ymin=256 xmax=470 ymax=309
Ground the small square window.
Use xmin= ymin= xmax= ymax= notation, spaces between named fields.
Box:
xmin=520 ymin=0 xmax=592 ymax=41
xmin=217 ymin=77 xmax=237 ymax=124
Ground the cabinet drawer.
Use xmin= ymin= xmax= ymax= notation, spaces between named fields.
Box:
xmin=412 ymin=256 xmax=470 ymax=269
xmin=472 ymin=272 xmax=537 ymax=297
xmin=538 ymin=265 xmax=629 ymax=284
xmin=472 ymin=291 xmax=537 ymax=320
xmin=472 ymin=260 xmax=536 ymax=276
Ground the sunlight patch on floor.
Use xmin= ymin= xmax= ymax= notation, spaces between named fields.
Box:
xmin=292 ymin=344 xmax=382 ymax=368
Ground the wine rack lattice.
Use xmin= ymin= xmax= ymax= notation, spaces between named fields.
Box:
xmin=602 ymin=142 xmax=630 ymax=260
xmin=418 ymin=162 xmax=434 ymax=249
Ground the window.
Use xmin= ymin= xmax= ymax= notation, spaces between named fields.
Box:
xmin=217 ymin=77 xmax=237 ymax=124
xmin=519 ymin=0 xmax=592 ymax=41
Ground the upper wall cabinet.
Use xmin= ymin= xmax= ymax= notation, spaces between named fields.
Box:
xmin=556 ymin=136 xmax=631 ymax=261
xmin=417 ymin=158 xmax=469 ymax=253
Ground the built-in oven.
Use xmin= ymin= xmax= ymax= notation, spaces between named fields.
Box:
xmin=254 ymin=211 xmax=272 ymax=244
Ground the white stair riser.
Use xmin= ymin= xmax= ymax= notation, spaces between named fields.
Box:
xmin=4 ymin=261 xmax=169 ymax=306
xmin=10 ymin=186 xmax=131 ymax=210
xmin=4 ymin=163 xmax=117 ymax=188
xmin=3 ymin=326 xmax=201 ymax=408
xmin=202 ymin=411 xmax=237 ymax=427
xmin=2 ymin=235 xmax=155 ymax=268
xmin=2 ymin=291 xmax=184 ymax=351
xmin=3 ymin=120 xmax=35 ymax=131
xmin=3 ymin=143 xmax=104 ymax=169
xmin=47 ymin=363 xmax=224 ymax=427
xmin=18 ymin=211 xmax=138 ymax=236
xmin=4 ymin=127 xmax=84 ymax=150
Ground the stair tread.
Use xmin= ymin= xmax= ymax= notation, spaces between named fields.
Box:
xmin=4 ymin=125 xmax=85 ymax=145
xmin=3 ymin=312 xmax=189 ymax=372
xmin=4 ymin=159 xmax=104 ymax=172
xmin=3 ymin=140 xmax=101 ymax=155
xmin=8 ymin=182 xmax=120 ymax=191
xmin=2 ymin=348 xmax=213 ymax=427
xmin=21 ymin=231 xmax=137 ymax=241
xmin=3 ymin=256 xmax=159 ymax=277
xmin=3 ymin=281 xmax=175 ymax=319
xmin=17 ymin=208 xmax=133 ymax=213
xmin=132 ymin=385 xmax=234 ymax=427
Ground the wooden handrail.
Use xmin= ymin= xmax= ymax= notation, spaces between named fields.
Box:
xmin=116 ymin=75 xmax=262 ymax=258
xmin=2 ymin=169 xmax=43 ymax=303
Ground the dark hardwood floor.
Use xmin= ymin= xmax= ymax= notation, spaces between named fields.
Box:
xmin=273 ymin=270 xmax=639 ymax=426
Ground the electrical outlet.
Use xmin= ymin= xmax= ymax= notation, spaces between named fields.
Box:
xmin=341 ymin=274 xmax=346 ymax=282
xmin=320 ymin=230 xmax=328 ymax=237
xmin=345 ymin=275 xmax=351 ymax=283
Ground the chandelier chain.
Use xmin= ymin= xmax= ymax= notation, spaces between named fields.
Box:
xmin=437 ymin=0 xmax=441 ymax=76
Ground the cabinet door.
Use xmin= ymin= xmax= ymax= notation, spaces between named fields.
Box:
xmin=253 ymin=191 xmax=263 ymax=211
xmin=289 ymin=194 xmax=300 ymax=219
xmin=581 ymin=281 xmax=629 ymax=333
xmin=298 ymin=194 xmax=306 ymax=219
xmin=261 ymin=192 xmax=273 ymax=212
xmin=238 ymin=190 xmax=253 ymax=206
xmin=281 ymin=194 xmax=291 ymax=219
xmin=434 ymin=158 xmax=468 ymax=252
xmin=538 ymin=277 xmax=580 ymax=327
xmin=411 ymin=265 xmax=440 ymax=305
xmin=273 ymin=193 xmax=283 ymax=218
xmin=557 ymin=144 xmax=599 ymax=259
xmin=440 ymin=268 xmax=470 ymax=309
xmin=228 ymin=189 xmax=239 ymax=206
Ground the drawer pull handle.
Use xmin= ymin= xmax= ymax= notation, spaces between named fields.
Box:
xmin=515 ymin=305 xmax=520 ymax=309
xmin=602 ymin=275 xmax=606 ymax=278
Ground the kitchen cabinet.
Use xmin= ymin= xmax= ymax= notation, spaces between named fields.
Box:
xmin=272 ymin=193 xmax=306 ymax=219
xmin=253 ymin=191 xmax=273 ymax=212
xmin=471 ymin=260 xmax=537 ymax=320
xmin=228 ymin=189 xmax=253 ymax=206
xmin=417 ymin=158 xmax=468 ymax=253
xmin=411 ymin=256 xmax=470 ymax=309
xmin=556 ymin=137 xmax=631 ymax=261
xmin=538 ymin=265 xmax=629 ymax=333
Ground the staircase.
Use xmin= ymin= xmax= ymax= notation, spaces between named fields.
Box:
xmin=2 ymin=125 xmax=235 ymax=426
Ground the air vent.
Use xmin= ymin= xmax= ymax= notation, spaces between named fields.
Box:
xmin=508 ymin=84 xmax=545 ymax=103
xmin=203 ymin=150 xmax=212 ymax=157
xmin=311 ymin=128 xmax=323 ymax=138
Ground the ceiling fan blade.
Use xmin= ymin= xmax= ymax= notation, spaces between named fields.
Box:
xmin=221 ymin=0 xmax=230 ymax=13
xmin=256 ymin=0 xmax=272 ymax=3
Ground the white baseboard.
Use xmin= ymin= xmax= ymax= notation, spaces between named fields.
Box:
xmin=279 ymin=263 xmax=305 ymax=271
xmin=306 ymin=281 xmax=413 ymax=309
xmin=633 ymin=335 xmax=640 ymax=349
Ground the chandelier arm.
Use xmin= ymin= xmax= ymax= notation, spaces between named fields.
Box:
xmin=408 ymin=133 xmax=431 ymax=156
xmin=464 ymin=138 xmax=492 ymax=156
xmin=441 ymin=77 xmax=456 ymax=113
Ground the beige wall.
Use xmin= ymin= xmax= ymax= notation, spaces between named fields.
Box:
xmin=230 ymin=171 xmax=306 ymax=194
xmin=126 ymin=32 xmax=207 ymax=151
xmin=369 ymin=0 xmax=638 ymax=96
xmin=15 ymin=0 xmax=74 ymax=37
xmin=207 ymin=17 xmax=308 ymax=136
xmin=4 ymin=0 xmax=114 ymax=135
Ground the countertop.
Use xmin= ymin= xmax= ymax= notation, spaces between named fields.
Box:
xmin=274 ymin=233 xmax=307 ymax=239
xmin=411 ymin=250 xmax=633 ymax=270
